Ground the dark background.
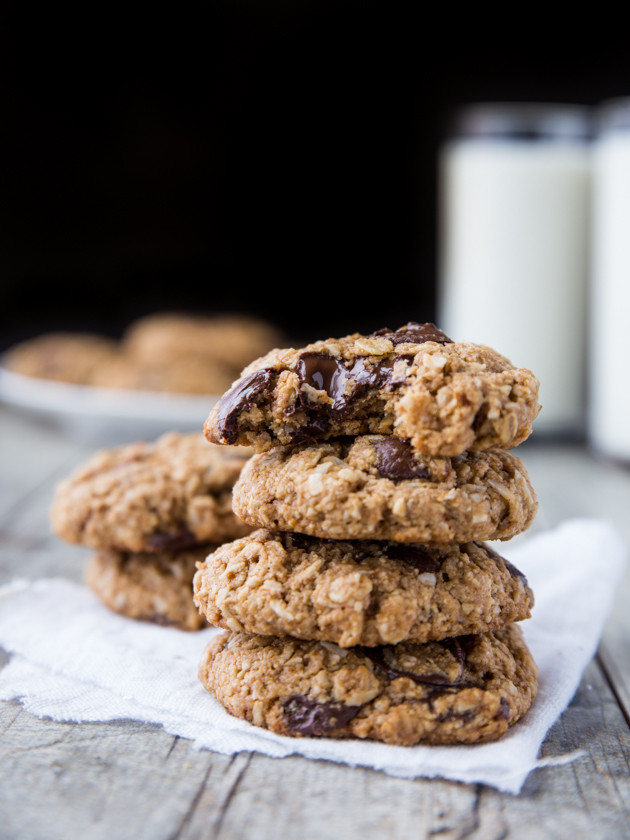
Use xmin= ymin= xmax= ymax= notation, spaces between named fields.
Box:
xmin=2 ymin=4 xmax=628 ymax=350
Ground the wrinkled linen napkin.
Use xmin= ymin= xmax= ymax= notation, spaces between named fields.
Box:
xmin=0 ymin=518 xmax=626 ymax=794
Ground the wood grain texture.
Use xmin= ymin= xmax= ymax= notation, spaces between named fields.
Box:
xmin=1 ymin=407 xmax=630 ymax=840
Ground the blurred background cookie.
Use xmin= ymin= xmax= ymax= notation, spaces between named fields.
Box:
xmin=3 ymin=332 xmax=119 ymax=385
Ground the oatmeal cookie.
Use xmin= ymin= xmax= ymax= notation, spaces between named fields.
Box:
xmin=205 ymin=322 xmax=540 ymax=456
xmin=231 ymin=436 xmax=537 ymax=543
xmin=199 ymin=625 xmax=538 ymax=745
xmin=3 ymin=332 xmax=119 ymax=385
xmin=193 ymin=529 xmax=534 ymax=646
xmin=51 ymin=432 xmax=252 ymax=552
xmin=86 ymin=546 xmax=211 ymax=631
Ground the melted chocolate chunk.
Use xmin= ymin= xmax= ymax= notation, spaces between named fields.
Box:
xmin=475 ymin=542 xmax=528 ymax=584
xmin=282 ymin=695 xmax=361 ymax=735
xmin=362 ymin=638 xmax=466 ymax=689
xmin=214 ymin=368 xmax=276 ymax=443
xmin=290 ymin=353 xmax=412 ymax=444
xmin=145 ymin=530 xmax=200 ymax=552
xmin=374 ymin=437 xmax=431 ymax=481
xmin=371 ymin=322 xmax=453 ymax=346
xmin=296 ymin=354 xmax=397 ymax=414
xmin=297 ymin=353 xmax=351 ymax=409
xmin=347 ymin=357 xmax=396 ymax=392
xmin=385 ymin=544 xmax=443 ymax=574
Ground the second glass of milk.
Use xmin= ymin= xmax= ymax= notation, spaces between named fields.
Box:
xmin=437 ymin=103 xmax=592 ymax=437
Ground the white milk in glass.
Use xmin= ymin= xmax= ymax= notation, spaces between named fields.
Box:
xmin=589 ymin=99 xmax=630 ymax=460
xmin=438 ymin=104 xmax=592 ymax=436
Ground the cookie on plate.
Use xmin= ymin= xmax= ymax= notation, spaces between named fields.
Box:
xmin=205 ymin=322 xmax=540 ymax=456
xmin=3 ymin=332 xmax=119 ymax=385
xmin=193 ymin=529 xmax=534 ymax=646
xmin=198 ymin=625 xmax=538 ymax=745
xmin=230 ymin=436 xmax=537 ymax=543
xmin=90 ymin=353 xmax=238 ymax=395
xmin=51 ymin=432 xmax=252 ymax=552
xmin=122 ymin=311 xmax=284 ymax=372
xmin=86 ymin=546 xmax=211 ymax=631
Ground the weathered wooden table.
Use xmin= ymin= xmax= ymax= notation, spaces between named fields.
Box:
xmin=1 ymin=405 xmax=630 ymax=840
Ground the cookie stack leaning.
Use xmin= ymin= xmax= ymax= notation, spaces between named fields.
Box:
xmin=193 ymin=322 xmax=541 ymax=745
xmin=51 ymin=432 xmax=252 ymax=631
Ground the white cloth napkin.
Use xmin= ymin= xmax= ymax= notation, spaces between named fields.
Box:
xmin=0 ymin=518 xmax=626 ymax=794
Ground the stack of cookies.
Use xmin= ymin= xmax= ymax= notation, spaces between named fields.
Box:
xmin=51 ymin=432 xmax=251 ymax=631
xmin=193 ymin=323 xmax=541 ymax=745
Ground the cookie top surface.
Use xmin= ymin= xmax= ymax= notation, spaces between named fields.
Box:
xmin=51 ymin=432 xmax=252 ymax=552
xmin=231 ymin=436 xmax=537 ymax=543
xmin=194 ymin=529 xmax=534 ymax=646
xmin=204 ymin=322 xmax=540 ymax=456
xmin=199 ymin=625 xmax=538 ymax=746
xmin=87 ymin=546 xmax=210 ymax=631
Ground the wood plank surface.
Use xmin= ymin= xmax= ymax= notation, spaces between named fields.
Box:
xmin=2 ymin=406 xmax=630 ymax=840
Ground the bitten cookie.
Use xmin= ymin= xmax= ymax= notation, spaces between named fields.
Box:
xmin=231 ymin=436 xmax=537 ymax=543
xmin=198 ymin=625 xmax=538 ymax=745
xmin=193 ymin=530 xmax=534 ymax=646
xmin=86 ymin=546 xmax=211 ymax=631
xmin=205 ymin=322 xmax=540 ymax=456
xmin=51 ymin=432 xmax=252 ymax=552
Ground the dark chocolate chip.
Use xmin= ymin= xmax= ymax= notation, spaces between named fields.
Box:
xmin=374 ymin=437 xmax=430 ymax=481
xmin=475 ymin=542 xmax=528 ymax=585
xmin=497 ymin=697 xmax=510 ymax=720
xmin=282 ymin=695 xmax=361 ymax=735
xmin=371 ymin=322 xmax=453 ymax=346
xmin=214 ymin=368 xmax=276 ymax=444
xmin=385 ymin=544 xmax=443 ymax=574
xmin=288 ymin=414 xmax=331 ymax=443
xmin=297 ymin=353 xmax=352 ymax=409
xmin=280 ymin=532 xmax=338 ymax=552
xmin=361 ymin=637 xmax=466 ymax=689
xmin=347 ymin=357 xmax=396 ymax=392
xmin=145 ymin=530 xmax=199 ymax=552
xmin=438 ymin=709 xmax=476 ymax=723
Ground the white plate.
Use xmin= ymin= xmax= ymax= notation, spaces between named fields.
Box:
xmin=0 ymin=365 xmax=218 ymax=443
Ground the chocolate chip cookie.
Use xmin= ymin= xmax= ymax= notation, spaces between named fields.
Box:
xmin=193 ymin=529 xmax=534 ymax=646
xmin=199 ymin=624 xmax=537 ymax=745
xmin=205 ymin=322 xmax=540 ymax=456
xmin=230 ymin=436 xmax=537 ymax=543
xmin=86 ymin=546 xmax=211 ymax=631
xmin=51 ymin=432 xmax=252 ymax=553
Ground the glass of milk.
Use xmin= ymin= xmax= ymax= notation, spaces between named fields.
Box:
xmin=437 ymin=103 xmax=592 ymax=438
xmin=588 ymin=98 xmax=630 ymax=461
